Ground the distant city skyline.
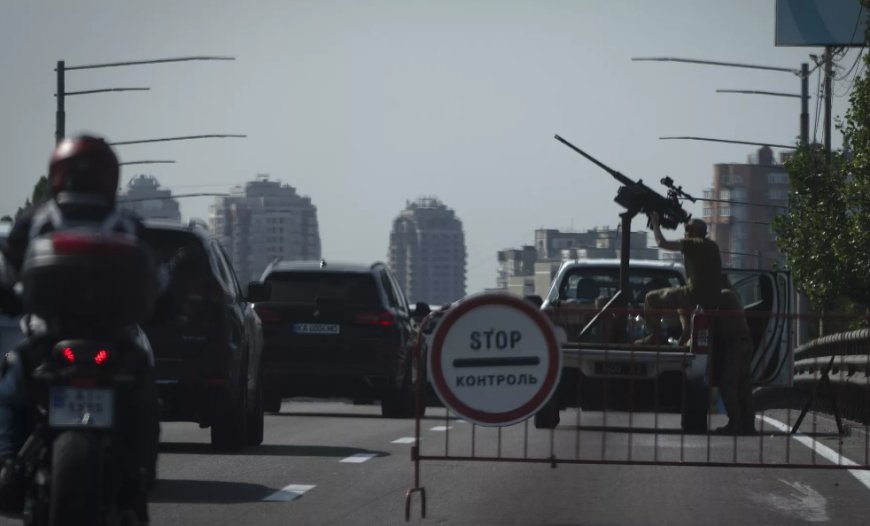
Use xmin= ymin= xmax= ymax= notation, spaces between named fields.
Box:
xmin=1 ymin=1 xmax=861 ymax=294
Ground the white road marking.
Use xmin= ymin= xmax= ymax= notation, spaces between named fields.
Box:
xmin=262 ymin=484 xmax=316 ymax=502
xmin=760 ymin=415 xmax=870 ymax=491
xmin=750 ymin=479 xmax=829 ymax=522
xmin=430 ymin=425 xmax=452 ymax=431
xmin=392 ymin=437 xmax=417 ymax=444
xmin=340 ymin=453 xmax=377 ymax=463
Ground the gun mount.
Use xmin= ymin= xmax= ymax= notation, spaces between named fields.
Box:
xmin=555 ymin=134 xmax=692 ymax=229
xmin=554 ymin=133 xmax=696 ymax=316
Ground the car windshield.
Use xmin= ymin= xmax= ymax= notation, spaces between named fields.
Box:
xmin=558 ymin=267 xmax=684 ymax=306
xmin=265 ymin=271 xmax=380 ymax=305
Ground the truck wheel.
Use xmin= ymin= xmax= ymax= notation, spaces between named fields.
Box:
xmin=534 ymin=398 xmax=561 ymax=429
xmin=50 ymin=432 xmax=101 ymax=526
xmin=681 ymin=377 xmax=709 ymax=434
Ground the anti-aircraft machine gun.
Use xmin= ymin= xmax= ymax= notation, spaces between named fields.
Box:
xmin=554 ymin=134 xmax=697 ymax=314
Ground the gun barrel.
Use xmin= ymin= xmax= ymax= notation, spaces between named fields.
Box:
xmin=554 ymin=134 xmax=632 ymax=186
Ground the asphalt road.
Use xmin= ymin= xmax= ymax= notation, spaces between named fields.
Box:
xmin=2 ymin=401 xmax=869 ymax=525
xmin=153 ymin=402 xmax=870 ymax=526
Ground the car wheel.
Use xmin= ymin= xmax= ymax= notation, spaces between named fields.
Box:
xmin=246 ymin=379 xmax=264 ymax=446
xmin=681 ymin=376 xmax=709 ymax=434
xmin=381 ymin=366 xmax=415 ymax=419
xmin=263 ymin=393 xmax=282 ymax=413
xmin=211 ymin=367 xmax=248 ymax=452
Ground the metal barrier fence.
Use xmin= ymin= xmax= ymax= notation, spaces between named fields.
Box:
xmin=404 ymin=307 xmax=870 ymax=521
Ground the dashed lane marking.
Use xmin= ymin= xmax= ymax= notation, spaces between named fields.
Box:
xmin=262 ymin=484 xmax=316 ymax=502
xmin=340 ymin=453 xmax=378 ymax=463
xmin=430 ymin=426 xmax=452 ymax=431
xmin=392 ymin=437 xmax=417 ymax=444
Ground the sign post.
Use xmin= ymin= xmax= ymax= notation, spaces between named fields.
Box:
xmin=429 ymin=293 xmax=561 ymax=427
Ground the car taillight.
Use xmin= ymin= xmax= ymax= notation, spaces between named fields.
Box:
xmin=355 ymin=311 xmax=395 ymax=327
xmin=62 ymin=347 xmax=76 ymax=363
xmin=255 ymin=306 xmax=280 ymax=324
xmin=94 ymin=349 xmax=109 ymax=365
xmin=690 ymin=309 xmax=711 ymax=354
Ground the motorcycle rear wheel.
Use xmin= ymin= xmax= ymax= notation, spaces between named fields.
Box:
xmin=50 ymin=431 xmax=101 ymax=526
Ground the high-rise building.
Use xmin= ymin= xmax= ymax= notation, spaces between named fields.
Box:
xmin=496 ymin=246 xmax=537 ymax=290
xmin=703 ymin=146 xmax=789 ymax=269
xmin=388 ymin=197 xmax=466 ymax=306
xmin=118 ymin=175 xmax=181 ymax=221
xmin=209 ymin=175 xmax=320 ymax=283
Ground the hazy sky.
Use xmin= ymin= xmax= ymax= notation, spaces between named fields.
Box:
xmin=1 ymin=1 xmax=862 ymax=294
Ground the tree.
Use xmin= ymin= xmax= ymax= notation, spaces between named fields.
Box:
xmin=14 ymin=175 xmax=50 ymax=219
xmin=774 ymin=6 xmax=870 ymax=330
xmin=30 ymin=175 xmax=49 ymax=205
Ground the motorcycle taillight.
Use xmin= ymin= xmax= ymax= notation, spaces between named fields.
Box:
xmin=94 ymin=349 xmax=110 ymax=365
xmin=53 ymin=343 xmax=112 ymax=366
xmin=61 ymin=347 xmax=76 ymax=364
xmin=51 ymin=232 xmax=137 ymax=256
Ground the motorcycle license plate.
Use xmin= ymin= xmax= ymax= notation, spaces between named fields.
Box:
xmin=49 ymin=387 xmax=114 ymax=428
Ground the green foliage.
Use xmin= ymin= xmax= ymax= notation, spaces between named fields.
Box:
xmin=774 ymin=8 xmax=870 ymax=318
xmin=14 ymin=175 xmax=50 ymax=219
xmin=773 ymin=147 xmax=849 ymax=310
xmin=30 ymin=175 xmax=49 ymax=205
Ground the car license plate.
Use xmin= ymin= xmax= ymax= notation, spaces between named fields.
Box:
xmin=49 ymin=387 xmax=114 ymax=428
xmin=293 ymin=323 xmax=340 ymax=335
xmin=594 ymin=362 xmax=647 ymax=376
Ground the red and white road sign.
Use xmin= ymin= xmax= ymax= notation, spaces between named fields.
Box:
xmin=429 ymin=293 xmax=561 ymax=427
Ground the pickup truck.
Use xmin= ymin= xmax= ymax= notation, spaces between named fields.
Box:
xmin=535 ymin=258 xmax=794 ymax=432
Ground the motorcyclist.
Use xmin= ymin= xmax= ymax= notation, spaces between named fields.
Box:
xmin=0 ymin=135 xmax=161 ymax=522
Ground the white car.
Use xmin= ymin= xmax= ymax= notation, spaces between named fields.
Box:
xmin=537 ymin=258 xmax=793 ymax=432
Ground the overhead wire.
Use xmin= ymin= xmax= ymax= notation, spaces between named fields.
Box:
xmin=833 ymin=5 xmax=867 ymax=97
xmin=834 ymin=49 xmax=868 ymax=98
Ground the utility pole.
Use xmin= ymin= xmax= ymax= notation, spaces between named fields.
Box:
xmin=56 ymin=61 xmax=65 ymax=144
xmin=823 ymin=47 xmax=833 ymax=165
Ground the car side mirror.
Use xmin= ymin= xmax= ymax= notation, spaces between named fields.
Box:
xmin=247 ymin=282 xmax=271 ymax=302
xmin=412 ymin=301 xmax=431 ymax=321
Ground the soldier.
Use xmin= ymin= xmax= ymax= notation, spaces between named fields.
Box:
xmin=640 ymin=212 xmax=722 ymax=344
xmin=713 ymin=287 xmax=756 ymax=435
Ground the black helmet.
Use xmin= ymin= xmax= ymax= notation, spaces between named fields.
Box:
xmin=48 ymin=135 xmax=120 ymax=204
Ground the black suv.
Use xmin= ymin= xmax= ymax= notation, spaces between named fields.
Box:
xmin=141 ymin=219 xmax=264 ymax=451
xmin=248 ymin=260 xmax=429 ymax=418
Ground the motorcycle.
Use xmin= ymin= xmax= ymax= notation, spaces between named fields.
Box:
xmin=7 ymin=229 xmax=159 ymax=526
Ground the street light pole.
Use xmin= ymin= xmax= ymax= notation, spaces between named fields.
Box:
xmin=109 ymin=134 xmax=247 ymax=147
xmin=55 ymin=55 xmax=235 ymax=143
xmin=632 ymin=57 xmax=812 ymax=147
